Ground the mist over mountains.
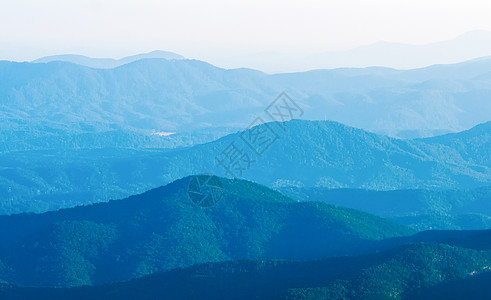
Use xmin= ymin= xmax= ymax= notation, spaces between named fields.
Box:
xmin=1 ymin=44 xmax=491 ymax=300
xmin=193 ymin=30 xmax=491 ymax=73
xmin=2 ymin=52 xmax=491 ymax=144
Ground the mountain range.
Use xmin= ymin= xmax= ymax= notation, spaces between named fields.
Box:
xmin=32 ymin=50 xmax=184 ymax=69
xmin=1 ymin=45 xmax=491 ymax=299
xmin=237 ymin=30 xmax=491 ymax=73
xmin=2 ymin=53 xmax=491 ymax=142
xmin=0 ymin=176 xmax=413 ymax=288
xmin=1 ymin=119 xmax=490 ymax=216
xmin=1 ymin=222 xmax=491 ymax=299
xmin=3 ymin=174 xmax=491 ymax=299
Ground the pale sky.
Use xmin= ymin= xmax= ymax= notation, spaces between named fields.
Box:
xmin=2 ymin=0 xmax=491 ymax=68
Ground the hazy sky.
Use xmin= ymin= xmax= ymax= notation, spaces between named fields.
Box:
xmin=2 ymin=0 xmax=491 ymax=65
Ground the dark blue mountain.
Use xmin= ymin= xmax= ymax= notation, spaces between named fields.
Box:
xmin=2 ymin=237 xmax=491 ymax=299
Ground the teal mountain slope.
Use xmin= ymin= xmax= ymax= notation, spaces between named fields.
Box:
xmin=0 ymin=176 xmax=412 ymax=287
xmin=1 ymin=120 xmax=490 ymax=215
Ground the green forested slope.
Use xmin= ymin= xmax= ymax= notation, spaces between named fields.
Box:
xmin=0 ymin=176 xmax=412 ymax=287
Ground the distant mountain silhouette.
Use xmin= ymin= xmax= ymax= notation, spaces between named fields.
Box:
xmin=32 ymin=50 xmax=184 ymax=68
xmin=308 ymin=31 xmax=491 ymax=70
xmin=2 ymin=55 xmax=491 ymax=140
xmin=229 ymin=30 xmax=491 ymax=72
